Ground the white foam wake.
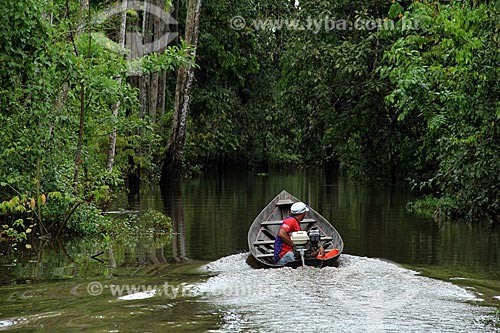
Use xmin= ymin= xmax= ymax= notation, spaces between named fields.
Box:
xmin=196 ymin=253 xmax=496 ymax=333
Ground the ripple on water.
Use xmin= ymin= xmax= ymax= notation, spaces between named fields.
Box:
xmin=197 ymin=253 xmax=497 ymax=333
xmin=0 ymin=312 xmax=61 ymax=331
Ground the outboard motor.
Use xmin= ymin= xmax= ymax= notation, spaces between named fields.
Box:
xmin=291 ymin=228 xmax=322 ymax=267
xmin=291 ymin=231 xmax=309 ymax=267
xmin=308 ymin=227 xmax=321 ymax=252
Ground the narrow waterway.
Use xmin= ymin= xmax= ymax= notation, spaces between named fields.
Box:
xmin=0 ymin=168 xmax=499 ymax=332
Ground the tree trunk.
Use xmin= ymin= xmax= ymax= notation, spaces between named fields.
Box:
xmin=156 ymin=0 xmax=169 ymax=118
xmin=73 ymin=82 xmax=85 ymax=190
xmin=157 ymin=70 xmax=166 ymax=118
xmin=73 ymin=1 xmax=91 ymax=190
xmin=162 ymin=0 xmax=202 ymax=181
xmin=107 ymin=0 xmax=128 ymax=172
xmin=147 ymin=0 xmax=170 ymax=120
xmin=149 ymin=70 xmax=158 ymax=122
xmin=139 ymin=0 xmax=152 ymax=118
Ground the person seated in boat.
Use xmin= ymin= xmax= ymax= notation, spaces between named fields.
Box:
xmin=274 ymin=202 xmax=325 ymax=265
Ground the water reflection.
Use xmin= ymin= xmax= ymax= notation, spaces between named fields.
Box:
xmin=0 ymin=232 xmax=173 ymax=284
xmin=161 ymin=181 xmax=188 ymax=262
xmin=1 ymin=168 xmax=499 ymax=332
xmin=3 ymin=167 xmax=499 ymax=286
xmin=144 ymin=169 xmax=499 ymax=281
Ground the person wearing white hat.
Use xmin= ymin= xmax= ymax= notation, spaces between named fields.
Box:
xmin=290 ymin=202 xmax=309 ymax=215
xmin=274 ymin=202 xmax=324 ymax=265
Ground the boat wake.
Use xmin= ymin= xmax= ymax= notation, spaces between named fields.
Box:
xmin=196 ymin=253 xmax=497 ymax=333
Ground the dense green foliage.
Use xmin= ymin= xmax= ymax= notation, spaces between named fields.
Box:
xmin=381 ymin=2 xmax=500 ymax=221
xmin=187 ymin=0 xmax=499 ymax=223
xmin=0 ymin=0 xmax=190 ymax=241
xmin=1 ymin=0 xmax=499 ymax=233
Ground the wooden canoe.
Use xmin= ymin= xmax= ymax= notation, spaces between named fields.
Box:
xmin=247 ymin=190 xmax=344 ymax=269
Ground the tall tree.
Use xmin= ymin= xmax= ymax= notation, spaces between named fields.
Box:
xmin=162 ymin=0 xmax=203 ymax=180
xmin=73 ymin=0 xmax=91 ymax=190
xmin=107 ymin=0 xmax=128 ymax=172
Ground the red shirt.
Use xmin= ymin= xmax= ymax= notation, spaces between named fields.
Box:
xmin=279 ymin=217 xmax=301 ymax=258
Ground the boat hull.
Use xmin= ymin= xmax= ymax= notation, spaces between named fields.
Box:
xmin=246 ymin=252 xmax=341 ymax=269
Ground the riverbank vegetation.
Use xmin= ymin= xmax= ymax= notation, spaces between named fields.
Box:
xmin=1 ymin=0 xmax=499 ymax=242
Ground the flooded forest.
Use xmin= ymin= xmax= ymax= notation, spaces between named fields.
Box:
xmin=1 ymin=0 xmax=499 ymax=332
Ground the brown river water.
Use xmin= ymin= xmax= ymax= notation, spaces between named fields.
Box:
xmin=1 ymin=168 xmax=499 ymax=332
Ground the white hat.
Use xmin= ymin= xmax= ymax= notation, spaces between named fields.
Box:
xmin=291 ymin=202 xmax=309 ymax=214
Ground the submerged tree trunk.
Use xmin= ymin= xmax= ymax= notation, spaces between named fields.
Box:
xmin=107 ymin=0 xmax=128 ymax=172
xmin=162 ymin=0 xmax=202 ymax=181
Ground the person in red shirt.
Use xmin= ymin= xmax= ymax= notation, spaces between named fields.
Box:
xmin=274 ymin=202 xmax=324 ymax=265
